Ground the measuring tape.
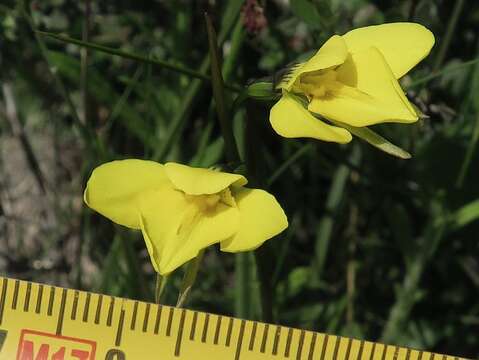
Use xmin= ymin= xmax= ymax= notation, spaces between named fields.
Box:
xmin=0 ymin=276 xmax=467 ymax=360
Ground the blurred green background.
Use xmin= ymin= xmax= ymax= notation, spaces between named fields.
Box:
xmin=1 ymin=0 xmax=478 ymax=358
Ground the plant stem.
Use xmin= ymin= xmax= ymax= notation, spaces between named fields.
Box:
xmin=311 ymin=144 xmax=362 ymax=284
xmin=36 ymin=31 xmax=242 ymax=93
xmin=155 ymin=274 xmax=168 ymax=304
xmin=432 ymin=0 xmax=466 ymax=72
xmin=205 ymin=12 xmax=240 ymax=165
xmin=177 ymin=250 xmax=204 ymax=308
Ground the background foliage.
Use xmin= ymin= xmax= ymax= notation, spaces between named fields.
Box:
xmin=1 ymin=0 xmax=478 ymax=358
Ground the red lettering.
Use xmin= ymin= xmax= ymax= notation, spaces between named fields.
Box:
xmin=51 ymin=347 xmax=65 ymax=360
xmin=18 ymin=340 xmax=49 ymax=360
xmin=71 ymin=349 xmax=90 ymax=360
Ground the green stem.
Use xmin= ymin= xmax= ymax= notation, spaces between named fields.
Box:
xmin=380 ymin=207 xmax=447 ymax=342
xmin=21 ymin=2 xmax=101 ymax=156
xmin=36 ymin=31 xmax=242 ymax=93
xmin=205 ymin=13 xmax=240 ymax=164
xmin=176 ymin=250 xmax=204 ymax=308
xmin=408 ymin=57 xmax=479 ymax=88
xmin=310 ymin=144 xmax=362 ymax=285
xmin=155 ymin=274 xmax=168 ymax=304
xmin=432 ymin=0 xmax=465 ymax=72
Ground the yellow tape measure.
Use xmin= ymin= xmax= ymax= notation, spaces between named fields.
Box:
xmin=0 ymin=276 xmax=467 ymax=360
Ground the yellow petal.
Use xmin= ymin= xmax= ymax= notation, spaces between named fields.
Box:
xmin=309 ymin=47 xmax=418 ymax=127
xmin=282 ymin=35 xmax=348 ymax=91
xmin=139 ymin=185 xmax=240 ymax=274
xmin=84 ymin=159 xmax=168 ymax=229
xmin=164 ymin=162 xmax=247 ymax=195
xmin=343 ymin=22 xmax=435 ymax=79
xmin=220 ymin=188 xmax=288 ymax=252
xmin=270 ymin=93 xmax=352 ymax=143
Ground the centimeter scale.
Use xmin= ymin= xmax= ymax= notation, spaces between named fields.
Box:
xmin=0 ymin=276 xmax=467 ymax=360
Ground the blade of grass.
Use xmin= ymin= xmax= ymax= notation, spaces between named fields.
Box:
xmin=205 ymin=12 xmax=240 ymax=164
xmin=36 ymin=31 xmax=242 ymax=93
xmin=154 ymin=1 xmax=244 ymax=161
xmin=408 ymin=57 xmax=479 ymax=88
xmin=432 ymin=0 xmax=465 ymax=72
xmin=176 ymin=250 xmax=204 ymax=307
xmin=380 ymin=200 xmax=448 ymax=343
xmin=267 ymin=143 xmax=313 ymax=187
xmin=20 ymin=1 xmax=103 ymax=157
xmin=310 ymin=144 xmax=362 ymax=284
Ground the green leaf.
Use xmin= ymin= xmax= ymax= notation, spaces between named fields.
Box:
xmin=290 ymin=0 xmax=322 ymax=28
xmin=333 ymin=121 xmax=412 ymax=159
xmin=450 ymin=199 xmax=479 ymax=230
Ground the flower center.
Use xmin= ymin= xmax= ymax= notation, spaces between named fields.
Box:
xmin=297 ymin=70 xmax=338 ymax=98
xmin=184 ymin=193 xmax=221 ymax=212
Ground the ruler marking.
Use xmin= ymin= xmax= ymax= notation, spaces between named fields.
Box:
xmin=143 ymin=303 xmax=151 ymax=332
xmin=107 ymin=297 xmax=115 ymax=326
xmin=35 ymin=284 xmax=44 ymax=314
xmin=55 ymin=288 xmax=67 ymax=335
xmin=296 ymin=330 xmax=306 ymax=360
xmin=201 ymin=313 xmax=210 ymax=343
xmin=12 ymin=280 xmax=20 ymax=310
xmin=248 ymin=321 xmax=258 ymax=351
xmin=82 ymin=293 xmax=91 ymax=322
xmin=130 ymin=301 xmax=139 ymax=330
xmin=260 ymin=324 xmax=269 ymax=353
xmin=272 ymin=325 xmax=281 ymax=355
xmin=174 ymin=309 xmax=186 ymax=357
xmin=154 ymin=305 xmax=163 ymax=335
xmin=95 ymin=295 xmax=103 ymax=325
xmin=356 ymin=340 xmax=365 ymax=360
xmin=225 ymin=317 xmax=234 ymax=347
xmin=332 ymin=336 xmax=341 ymax=360
xmin=308 ymin=332 xmax=318 ymax=360
xmin=71 ymin=290 xmax=79 ymax=320
xmin=0 ymin=278 xmax=8 ymax=324
xmin=23 ymin=282 xmax=32 ymax=312
xmin=319 ymin=334 xmax=329 ymax=360
xmin=166 ymin=307 xmax=174 ymax=336
xmin=369 ymin=343 xmax=377 ymax=360
xmin=405 ymin=348 xmax=411 ymax=360
xmin=190 ymin=311 xmax=198 ymax=340
xmin=285 ymin=327 xmax=294 ymax=358
xmin=380 ymin=345 xmax=387 ymax=360
xmin=234 ymin=319 xmax=246 ymax=360
xmin=47 ymin=286 xmax=55 ymax=316
xmin=115 ymin=309 xmax=125 ymax=347
xmin=429 ymin=353 xmax=435 ymax=360
xmin=417 ymin=350 xmax=424 ymax=360
xmin=214 ymin=315 xmax=222 ymax=345
xmin=345 ymin=338 xmax=353 ymax=360
xmin=393 ymin=347 xmax=399 ymax=360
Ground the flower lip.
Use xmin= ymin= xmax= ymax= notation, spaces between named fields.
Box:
xmin=164 ymin=162 xmax=247 ymax=195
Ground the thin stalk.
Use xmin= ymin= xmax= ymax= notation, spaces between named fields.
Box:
xmin=310 ymin=144 xmax=362 ymax=284
xmin=36 ymin=31 xmax=242 ymax=93
xmin=21 ymin=1 xmax=102 ymax=156
xmin=154 ymin=2 xmax=244 ymax=161
xmin=155 ymin=274 xmax=169 ymax=304
xmin=380 ymin=202 xmax=448 ymax=342
xmin=456 ymin=41 xmax=479 ymax=187
xmin=407 ymin=57 xmax=479 ymax=88
xmin=80 ymin=0 xmax=91 ymax=124
xmin=176 ymin=250 xmax=204 ymax=308
xmin=205 ymin=12 xmax=240 ymax=164
xmin=432 ymin=0 xmax=466 ymax=72
xmin=245 ymin=102 xmax=275 ymax=322
xmin=267 ymin=143 xmax=312 ymax=187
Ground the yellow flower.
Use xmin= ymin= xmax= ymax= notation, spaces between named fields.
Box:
xmin=270 ymin=23 xmax=435 ymax=143
xmin=84 ymin=160 xmax=288 ymax=275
